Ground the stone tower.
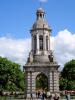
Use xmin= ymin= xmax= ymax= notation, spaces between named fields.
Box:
xmin=24 ymin=8 xmax=60 ymax=98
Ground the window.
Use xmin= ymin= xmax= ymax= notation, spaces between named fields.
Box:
xmin=40 ymin=14 xmax=42 ymax=18
xmin=34 ymin=35 xmax=37 ymax=53
xmin=46 ymin=36 xmax=48 ymax=50
xmin=39 ymin=35 xmax=43 ymax=50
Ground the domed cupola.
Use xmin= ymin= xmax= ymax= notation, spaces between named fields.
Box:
xmin=36 ymin=7 xmax=45 ymax=19
xmin=31 ymin=8 xmax=51 ymax=32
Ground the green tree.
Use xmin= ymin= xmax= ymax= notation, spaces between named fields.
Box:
xmin=0 ymin=56 xmax=24 ymax=91
xmin=60 ymin=59 xmax=75 ymax=90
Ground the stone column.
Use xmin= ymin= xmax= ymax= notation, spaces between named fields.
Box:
xmin=36 ymin=33 xmax=39 ymax=54
xmin=49 ymin=70 xmax=59 ymax=93
xmin=26 ymin=72 xmax=31 ymax=98
xmin=24 ymin=71 xmax=28 ymax=98
xmin=43 ymin=33 xmax=46 ymax=54
xmin=48 ymin=35 xmax=50 ymax=51
xmin=31 ymin=72 xmax=36 ymax=98
xmin=53 ymin=71 xmax=59 ymax=92
xmin=26 ymin=69 xmax=36 ymax=99
xmin=49 ymin=71 xmax=54 ymax=93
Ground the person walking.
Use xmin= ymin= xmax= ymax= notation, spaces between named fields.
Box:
xmin=47 ymin=91 xmax=52 ymax=100
xmin=66 ymin=93 xmax=70 ymax=100
xmin=40 ymin=91 xmax=45 ymax=100
xmin=53 ymin=93 xmax=59 ymax=100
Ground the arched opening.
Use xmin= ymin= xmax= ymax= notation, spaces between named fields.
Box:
xmin=46 ymin=36 xmax=48 ymax=51
xmin=36 ymin=73 xmax=48 ymax=91
xmin=39 ymin=35 xmax=43 ymax=50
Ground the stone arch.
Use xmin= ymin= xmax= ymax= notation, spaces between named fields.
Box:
xmin=35 ymin=72 xmax=49 ymax=91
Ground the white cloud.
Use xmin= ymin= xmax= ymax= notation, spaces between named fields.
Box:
xmin=0 ymin=29 xmax=75 ymax=70
xmin=0 ymin=37 xmax=31 ymax=69
xmin=51 ymin=29 xmax=75 ymax=69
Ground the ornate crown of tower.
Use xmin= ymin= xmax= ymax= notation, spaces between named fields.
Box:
xmin=28 ymin=7 xmax=55 ymax=63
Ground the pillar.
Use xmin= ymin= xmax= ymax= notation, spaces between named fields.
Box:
xmin=53 ymin=71 xmax=59 ymax=92
xmin=31 ymin=72 xmax=36 ymax=98
xmin=43 ymin=33 xmax=46 ymax=54
xmin=48 ymin=35 xmax=50 ymax=51
xmin=36 ymin=33 xmax=39 ymax=54
xmin=49 ymin=70 xmax=59 ymax=93
xmin=26 ymin=72 xmax=32 ymax=98
xmin=49 ymin=71 xmax=54 ymax=93
xmin=26 ymin=71 xmax=36 ymax=99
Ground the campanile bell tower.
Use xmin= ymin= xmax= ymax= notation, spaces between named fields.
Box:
xmin=24 ymin=8 xmax=60 ymax=98
xmin=31 ymin=8 xmax=52 ymax=63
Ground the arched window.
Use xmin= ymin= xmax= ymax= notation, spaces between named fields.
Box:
xmin=39 ymin=35 xmax=43 ymax=50
xmin=34 ymin=35 xmax=37 ymax=53
xmin=46 ymin=36 xmax=48 ymax=50
xmin=40 ymin=13 xmax=42 ymax=18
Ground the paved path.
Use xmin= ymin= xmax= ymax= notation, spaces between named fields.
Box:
xmin=10 ymin=99 xmax=75 ymax=100
xmin=24 ymin=99 xmax=75 ymax=100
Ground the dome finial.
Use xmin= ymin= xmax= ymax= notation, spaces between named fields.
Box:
xmin=36 ymin=7 xmax=45 ymax=20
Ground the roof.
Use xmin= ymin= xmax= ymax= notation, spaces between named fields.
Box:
xmin=37 ymin=8 xmax=45 ymax=13
xmin=31 ymin=8 xmax=51 ymax=31
xmin=32 ymin=19 xmax=50 ymax=30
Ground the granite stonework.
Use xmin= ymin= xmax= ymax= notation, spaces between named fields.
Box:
xmin=23 ymin=8 xmax=60 ymax=98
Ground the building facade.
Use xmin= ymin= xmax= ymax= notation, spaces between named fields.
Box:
xmin=23 ymin=8 xmax=60 ymax=98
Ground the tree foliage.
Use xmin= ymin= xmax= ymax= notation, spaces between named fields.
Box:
xmin=60 ymin=59 xmax=75 ymax=90
xmin=0 ymin=56 xmax=24 ymax=91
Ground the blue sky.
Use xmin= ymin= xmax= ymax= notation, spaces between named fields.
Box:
xmin=0 ymin=0 xmax=75 ymax=69
xmin=0 ymin=0 xmax=75 ymax=39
